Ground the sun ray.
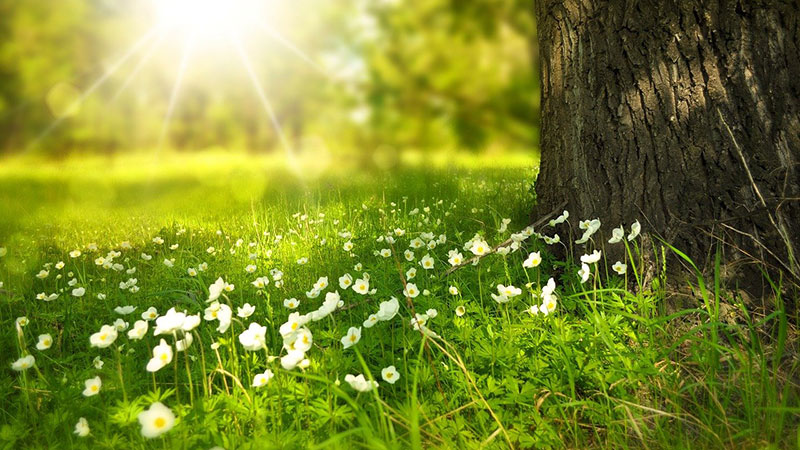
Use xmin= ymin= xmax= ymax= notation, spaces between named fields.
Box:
xmin=157 ymin=34 xmax=195 ymax=150
xmin=28 ymin=28 xmax=159 ymax=149
xmin=229 ymin=34 xmax=296 ymax=164
xmin=111 ymin=31 xmax=168 ymax=102
xmin=252 ymin=18 xmax=328 ymax=77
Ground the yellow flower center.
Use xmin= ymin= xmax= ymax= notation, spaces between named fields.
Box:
xmin=91 ymin=385 xmax=98 ymax=392
xmin=291 ymin=322 xmax=298 ymax=330
xmin=154 ymin=417 xmax=166 ymax=428
xmin=44 ymin=339 xmax=51 ymax=346
xmin=100 ymin=334 xmax=108 ymax=340
xmin=349 ymin=334 xmax=357 ymax=342
xmin=160 ymin=353 xmax=168 ymax=361
xmin=386 ymin=372 xmax=393 ymax=378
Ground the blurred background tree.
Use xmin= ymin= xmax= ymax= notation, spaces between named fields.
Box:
xmin=0 ymin=0 xmax=538 ymax=155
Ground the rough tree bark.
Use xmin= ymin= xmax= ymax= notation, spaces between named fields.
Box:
xmin=533 ymin=0 xmax=800 ymax=285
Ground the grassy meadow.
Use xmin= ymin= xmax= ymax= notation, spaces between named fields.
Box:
xmin=1 ymin=151 xmax=797 ymax=449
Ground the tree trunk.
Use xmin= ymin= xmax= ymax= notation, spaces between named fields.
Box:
xmin=533 ymin=0 xmax=800 ymax=284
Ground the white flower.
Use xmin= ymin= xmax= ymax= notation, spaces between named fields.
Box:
xmin=580 ymin=250 xmax=602 ymax=265
xmin=296 ymin=257 xmax=308 ymax=265
xmin=491 ymin=293 xmax=509 ymax=304
xmin=339 ymin=274 xmax=353 ymax=289
xmin=251 ymin=276 xmax=270 ymax=289
xmin=93 ymin=356 xmax=104 ymax=369
xmin=182 ymin=314 xmax=201 ymax=331
xmin=341 ymin=326 xmax=362 ymax=349
xmin=142 ymin=307 xmax=158 ymax=321
xmin=523 ymin=251 xmax=542 ymax=268
xmin=352 ymin=278 xmax=369 ymax=295
xmin=548 ymin=210 xmax=569 ymax=227
xmin=176 ymin=333 xmax=194 ymax=352
xmin=253 ymin=369 xmax=274 ymax=388
xmin=627 ymin=220 xmax=641 ymax=241
xmin=187 ymin=268 xmax=198 ymax=277
xmin=448 ymin=251 xmax=464 ymax=266
xmin=455 ymin=305 xmax=466 ymax=317
xmin=114 ymin=305 xmax=136 ymax=315
xmin=578 ymin=263 xmax=591 ymax=283
xmin=381 ymin=365 xmax=400 ymax=384
xmin=406 ymin=267 xmax=417 ymax=279
xmin=541 ymin=277 xmax=557 ymax=301
xmin=15 ymin=316 xmax=28 ymax=327
xmin=313 ymin=277 xmax=329 ymax=291
xmin=283 ymin=298 xmax=299 ymax=309
xmin=449 ymin=286 xmax=459 ymax=295
xmin=162 ymin=259 xmax=174 ymax=268
xmin=403 ymin=283 xmax=419 ymax=298
xmin=497 ymin=284 xmax=522 ymax=298
xmin=215 ymin=304 xmax=233 ymax=333
xmin=74 ymin=417 xmax=90 ymax=437
xmin=71 ymin=287 xmax=86 ymax=297
xmin=469 ymin=239 xmax=490 ymax=256
xmin=380 ymin=248 xmax=391 ymax=258
xmin=344 ymin=374 xmax=378 ymax=392
xmin=11 ymin=355 xmax=35 ymax=371
xmin=363 ymin=314 xmax=379 ymax=328
xmin=82 ymin=376 xmax=102 ymax=397
xmin=146 ymin=339 xmax=173 ymax=372
xmin=36 ymin=270 xmax=49 ymax=279
xmin=608 ymin=226 xmax=625 ymax=244
xmin=284 ymin=327 xmax=313 ymax=353
xmin=420 ymin=254 xmax=435 ymax=270
xmin=343 ymin=241 xmax=354 ymax=252
xmin=137 ymin=402 xmax=175 ymax=438
xmin=238 ymin=303 xmax=256 ymax=318
xmin=540 ymin=295 xmax=558 ymax=316
xmin=90 ymin=325 xmax=118 ymax=348
xmin=69 ymin=250 xmax=82 ymax=258
xmin=245 ymin=264 xmax=257 ymax=274
xmin=281 ymin=349 xmax=306 ymax=370
xmin=543 ymin=234 xmax=560 ymax=245
xmin=207 ymin=277 xmax=232 ymax=302
xmin=612 ymin=261 xmax=627 ymax=275
xmin=141 ymin=253 xmax=152 ymax=261
xmin=376 ymin=297 xmax=400 ymax=321
xmin=239 ymin=322 xmax=267 ymax=351
xmin=36 ymin=334 xmax=53 ymax=350
xmin=404 ymin=250 xmax=415 ymax=261
xmin=308 ymin=291 xmax=340 ymax=321
xmin=280 ymin=312 xmax=311 ymax=336
xmin=153 ymin=308 xmax=187 ymax=336
xmin=113 ymin=318 xmax=129 ymax=331
xmin=128 ymin=320 xmax=148 ymax=340
xmin=498 ymin=218 xmax=511 ymax=233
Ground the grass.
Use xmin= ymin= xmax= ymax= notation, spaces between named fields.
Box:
xmin=0 ymin=151 xmax=797 ymax=449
